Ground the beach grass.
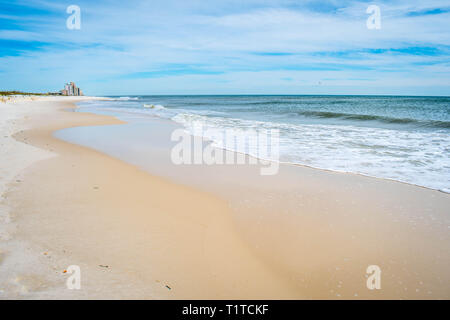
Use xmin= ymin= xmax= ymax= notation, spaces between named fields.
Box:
xmin=0 ymin=91 xmax=59 ymax=96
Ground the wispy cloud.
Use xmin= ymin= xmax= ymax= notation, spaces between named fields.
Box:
xmin=405 ymin=7 xmax=450 ymax=17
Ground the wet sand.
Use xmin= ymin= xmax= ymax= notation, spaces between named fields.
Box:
xmin=0 ymin=97 xmax=299 ymax=299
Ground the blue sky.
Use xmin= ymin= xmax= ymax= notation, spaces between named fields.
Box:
xmin=0 ymin=0 xmax=449 ymax=95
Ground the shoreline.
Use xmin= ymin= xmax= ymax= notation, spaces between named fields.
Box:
xmin=1 ymin=96 xmax=449 ymax=299
xmin=66 ymin=99 xmax=449 ymax=195
xmin=72 ymin=98 xmax=450 ymax=194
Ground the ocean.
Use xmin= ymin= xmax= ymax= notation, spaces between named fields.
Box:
xmin=75 ymin=95 xmax=450 ymax=192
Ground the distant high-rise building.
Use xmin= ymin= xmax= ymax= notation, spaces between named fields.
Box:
xmin=60 ymin=82 xmax=84 ymax=96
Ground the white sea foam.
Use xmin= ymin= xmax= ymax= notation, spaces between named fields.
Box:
xmin=115 ymin=97 xmax=139 ymax=101
xmin=172 ymin=113 xmax=450 ymax=192
xmin=143 ymin=104 xmax=166 ymax=110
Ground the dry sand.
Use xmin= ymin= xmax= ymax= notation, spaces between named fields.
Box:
xmin=0 ymin=96 xmax=449 ymax=299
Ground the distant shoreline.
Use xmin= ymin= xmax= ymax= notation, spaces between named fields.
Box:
xmin=0 ymin=91 xmax=61 ymax=96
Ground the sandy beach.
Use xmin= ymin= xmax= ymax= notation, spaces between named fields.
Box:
xmin=0 ymin=96 xmax=449 ymax=299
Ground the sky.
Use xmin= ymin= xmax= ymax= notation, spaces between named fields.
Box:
xmin=0 ymin=0 xmax=449 ymax=96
